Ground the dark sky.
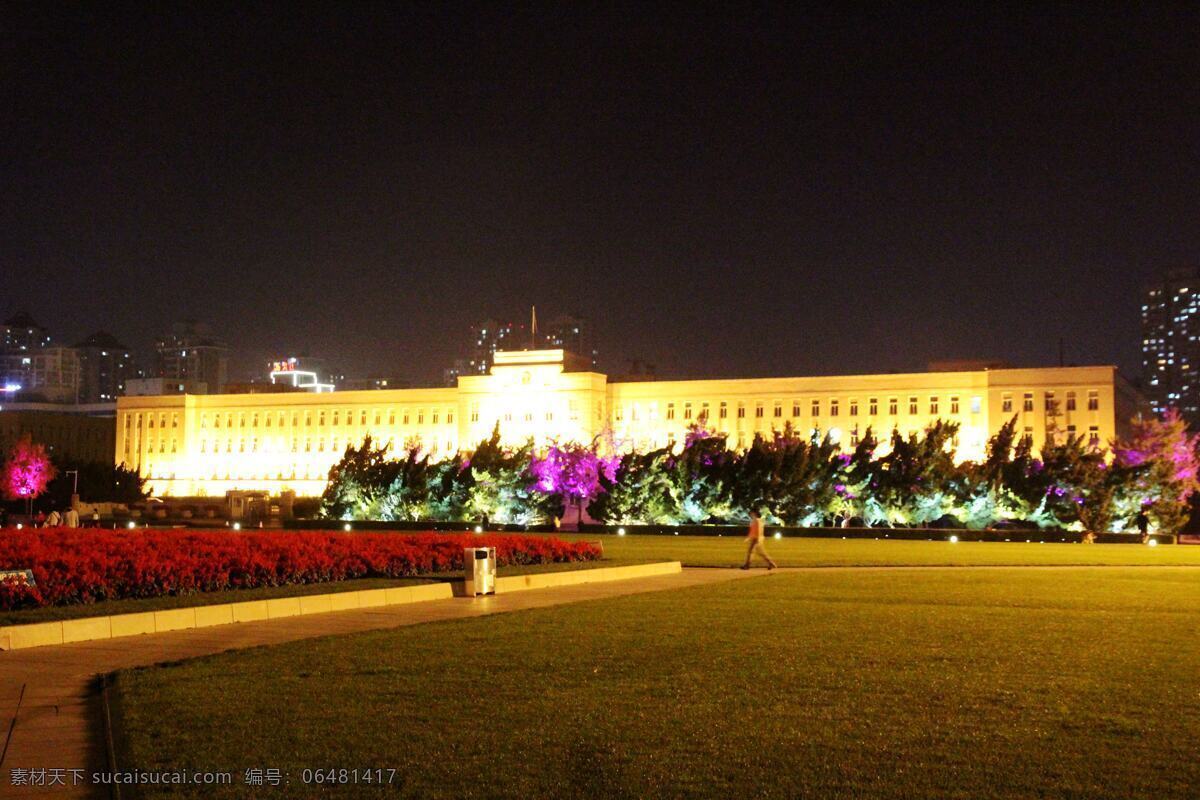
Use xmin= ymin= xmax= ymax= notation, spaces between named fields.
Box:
xmin=4 ymin=5 xmax=1199 ymax=385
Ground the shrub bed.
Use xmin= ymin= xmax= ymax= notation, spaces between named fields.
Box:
xmin=0 ymin=528 xmax=601 ymax=611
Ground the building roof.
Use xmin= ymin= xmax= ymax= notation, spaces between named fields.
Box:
xmin=73 ymin=331 xmax=129 ymax=350
xmin=2 ymin=311 xmax=42 ymax=329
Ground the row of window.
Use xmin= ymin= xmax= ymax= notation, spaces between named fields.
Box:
xmin=1000 ymin=390 xmax=1100 ymax=414
xmin=125 ymin=408 xmax=457 ymax=431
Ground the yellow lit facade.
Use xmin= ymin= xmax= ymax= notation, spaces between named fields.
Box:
xmin=116 ymin=350 xmax=1140 ymax=497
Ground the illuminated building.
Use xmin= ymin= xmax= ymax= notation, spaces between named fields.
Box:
xmin=116 ymin=350 xmax=1140 ymax=497
xmin=442 ymin=311 xmax=598 ymax=385
xmin=1141 ymin=268 xmax=1200 ymax=423
xmin=268 ymin=357 xmax=336 ymax=393
xmin=0 ymin=311 xmax=51 ymax=394
xmin=154 ymin=321 xmax=229 ymax=393
xmin=73 ymin=331 xmax=134 ymax=403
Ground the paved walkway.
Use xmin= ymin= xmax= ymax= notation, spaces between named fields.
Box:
xmin=0 ymin=567 xmax=759 ymax=798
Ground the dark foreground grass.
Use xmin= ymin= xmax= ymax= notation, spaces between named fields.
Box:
xmin=114 ymin=568 xmax=1200 ymax=798
xmin=562 ymin=532 xmax=1200 ymax=568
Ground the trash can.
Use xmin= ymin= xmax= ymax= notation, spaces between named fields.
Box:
xmin=464 ymin=546 xmax=496 ymax=596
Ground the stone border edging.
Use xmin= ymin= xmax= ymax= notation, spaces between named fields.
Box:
xmin=490 ymin=561 xmax=682 ymax=593
xmin=0 ymin=562 xmax=683 ymax=651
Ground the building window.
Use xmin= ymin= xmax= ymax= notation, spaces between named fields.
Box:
xmin=773 ymin=401 xmax=782 ymax=418
xmin=447 ymin=411 xmax=454 ymax=424
xmin=403 ymin=410 xmax=410 ymax=424
xmin=1087 ymin=390 xmax=1099 ymax=411
xmin=950 ymin=397 xmax=959 ymax=415
xmin=389 ymin=411 xmax=396 ymax=425
xmin=615 ymin=405 xmax=624 ymax=422
xmin=667 ymin=403 xmax=675 ymax=420
xmin=1044 ymin=392 xmax=1055 ymax=412
xmin=172 ymin=414 xmax=179 ymax=428
xmin=360 ymin=411 xmax=367 ymax=425
xmin=970 ymin=396 xmax=982 ymax=414
xmin=374 ymin=411 xmax=381 ymax=425
xmin=737 ymin=403 xmax=745 ymax=419
xmin=1002 ymin=394 xmax=1012 ymax=413
xmin=929 ymin=397 xmax=938 ymax=415
xmin=1023 ymin=392 xmax=1034 ymax=412
xmin=719 ymin=401 xmax=728 ymax=419
xmin=791 ymin=400 xmax=800 ymax=417
xmin=432 ymin=411 xmax=439 ymax=424
xmin=830 ymin=399 xmax=839 ymax=417
xmin=318 ymin=411 xmax=326 ymax=427
xmin=417 ymin=410 xmax=425 ymax=424
xmin=332 ymin=411 xmax=339 ymax=426
xmin=850 ymin=425 xmax=860 ymax=447
xmin=909 ymin=397 xmax=918 ymax=415
xmin=1066 ymin=392 xmax=1076 ymax=411
xmin=888 ymin=398 xmax=898 ymax=415
xmin=701 ymin=402 xmax=710 ymax=421
xmin=811 ymin=399 xmax=820 ymax=416
xmin=849 ymin=399 xmax=858 ymax=416
xmin=1088 ymin=425 xmax=1100 ymax=447
xmin=684 ymin=402 xmax=693 ymax=420
xmin=869 ymin=398 xmax=878 ymax=416
xmin=630 ymin=405 xmax=638 ymax=422
xmin=755 ymin=402 xmax=764 ymax=418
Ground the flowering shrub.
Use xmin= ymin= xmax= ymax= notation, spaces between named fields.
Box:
xmin=0 ymin=529 xmax=601 ymax=611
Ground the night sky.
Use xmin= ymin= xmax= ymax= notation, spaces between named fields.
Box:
xmin=5 ymin=5 xmax=1199 ymax=385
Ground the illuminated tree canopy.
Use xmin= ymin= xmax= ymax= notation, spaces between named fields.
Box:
xmin=321 ymin=415 xmax=1200 ymax=534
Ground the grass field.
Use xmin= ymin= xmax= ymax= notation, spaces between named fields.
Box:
xmin=113 ymin=566 xmax=1200 ymax=798
xmin=569 ymin=532 xmax=1200 ymax=568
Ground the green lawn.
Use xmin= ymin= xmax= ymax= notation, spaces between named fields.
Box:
xmin=113 ymin=567 xmax=1200 ymax=798
xmin=567 ymin=532 xmax=1200 ymax=568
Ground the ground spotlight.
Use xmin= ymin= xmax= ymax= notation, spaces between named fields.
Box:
xmin=127 ymin=521 xmax=137 ymax=529
xmin=232 ymin=522 xmax=241 ymax=531
xmin=617 ymin=527 xmax=626 ymax=536
xmin=474 ymin=525 xmax=483 ymax=533
xmin=773 ymin=531 xmax=782 ymax=540
xmin=343 ymin=523 xmax=352 ymax=532
xmin=1148 ymin=538 xmax=1158 ymax=547
xmin=949 ymin=535 xmax=959 ymax=543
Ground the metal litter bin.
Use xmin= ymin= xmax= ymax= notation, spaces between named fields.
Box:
xmin=464 ymin=546 xmax=496 ymax=596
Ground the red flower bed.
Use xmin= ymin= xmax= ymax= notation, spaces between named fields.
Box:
xmin=0 ymin=528 xmax=601 ymax=611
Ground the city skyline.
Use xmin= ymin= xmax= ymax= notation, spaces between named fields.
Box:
xmin=7 ymin=6 xmax=1199 ymax=386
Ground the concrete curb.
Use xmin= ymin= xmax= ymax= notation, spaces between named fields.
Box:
xmin=0 ymin=562 xmax=683 ymax=651
xmin=492 ymin=561 xmax=682 ymax=593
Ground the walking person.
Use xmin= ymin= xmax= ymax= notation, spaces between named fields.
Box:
xmin=741 ymin=509 xmax=777 ymax=570
xmin=45 ymin=508 xmax=62 ymax=527
xmin=63 ymin=506 xmax=79 ymax=528
xmin=1136 ymin=508 xmax=1151 ymax=544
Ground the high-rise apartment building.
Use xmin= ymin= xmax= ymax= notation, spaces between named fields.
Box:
xmin=154 ymin=321 xmax=229 ymax=393
xmin=1141 ymin=269 xmax=1200 ymax=422
xmin=74 ymin=331 xmax=135 ymax=403
xmin=443 ymin=313 xmax=597 ymax=385
xmin=541 ymin=314 xmax=597 ymax=368
xmin=0 ymin=311 xmax=51 ymax=392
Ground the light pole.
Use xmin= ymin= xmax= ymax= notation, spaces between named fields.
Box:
xmin=65 ymin=470 xmax=79 ymax=495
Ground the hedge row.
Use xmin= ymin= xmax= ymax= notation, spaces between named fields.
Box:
xmin=0 ymin=528 xmax=600 ymax=611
